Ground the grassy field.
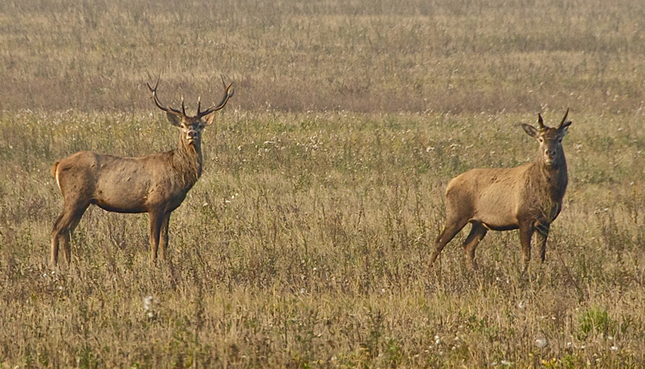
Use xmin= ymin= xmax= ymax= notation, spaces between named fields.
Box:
xmin=1 ymin=0 xmax=645 ymax=367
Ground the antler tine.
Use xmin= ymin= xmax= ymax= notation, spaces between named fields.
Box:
xmin=198 ymin=75 xmax=235 ymax=117
xmin=196 ymin=96 xmax=202 ymax=115
xmin=147 ymin=78 xmax=165 ymax=112
xmin=146 ymin=77 xmax=160 ymax=94
xmin=537 ymin=113 xmax=546 ymax=130
xmin=559 ymin=108 xmax=570 ymax=128
xmin=147 ymin=78 xmax=184 ymax=116
xmin=181 ymin=97 xmax=187 ymax=116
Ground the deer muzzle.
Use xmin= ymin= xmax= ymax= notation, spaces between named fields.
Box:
xmin=544 ymin=148 xmax=558 ymax=165
xmin=186 ymin=130 xmax=198 ymax=142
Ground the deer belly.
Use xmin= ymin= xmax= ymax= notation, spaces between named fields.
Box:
xmin=94 ymin=197 xmax=147 ymax=213
xmin=481 ymin=221 xmax=519 ymax=231
xmin=476 ymin=212 xmax=519 ymax=231
xmin=143 ymin=190 xmax=187 ymax=213
xmin=93 ymin=186 xmax=148 ymax=213
xmin=474 ymin=201 xmax=519 ymax=230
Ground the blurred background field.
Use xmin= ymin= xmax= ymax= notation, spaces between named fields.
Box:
xmin=1 ymin=0 xmax=645 ymax=367
xmin=2 ymin=0 xmax=645 ymax=114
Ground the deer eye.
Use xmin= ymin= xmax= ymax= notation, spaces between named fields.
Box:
xmin=538 ymin=137 xmax=544 ymax=143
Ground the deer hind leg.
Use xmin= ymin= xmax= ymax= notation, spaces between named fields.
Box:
xmin=51 ymin=201 xmax=89 ymax=266
xmin=519 ymin=221 xmax=535 ymax=273
xmin=463 ymin=222 xmax=487 ymax=270
xmin=51 ymin=214 xmax=65 ymax=265
xmin=148 ymin=210 xmax=165 ymax=264
xmin=429 ymin=217 xmax=470 ymax=268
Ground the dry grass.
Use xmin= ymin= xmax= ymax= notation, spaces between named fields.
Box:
xmin=1 ymin=0 xmax=645 ymax=113
xmin=1 ymin=0 xmax=645 ymax=367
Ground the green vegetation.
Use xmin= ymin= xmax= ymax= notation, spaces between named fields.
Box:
xmin=1 ymin=0 xmax=645 ymax=367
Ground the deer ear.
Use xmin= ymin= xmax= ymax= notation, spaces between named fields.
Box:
xmin=521 ymin=123 xmax=539 ymax=138
xmin=203 ymin=112 xmax=217 ymax=125
xmin=166 ymin=112 xmax=182 ymax=127
xmin=559 ymin=121 xmax=571 ymax=136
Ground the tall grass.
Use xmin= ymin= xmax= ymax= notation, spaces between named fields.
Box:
xmin=1 ymin=0 xmax=645 ymax=367
xmin=1 ymin=109 xmax=645 ymax=367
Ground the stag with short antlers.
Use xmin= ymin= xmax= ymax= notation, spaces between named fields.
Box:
xmin=429 ymin=109 xmax=572 ymax=272
xmin=50 ymin=77 xmax=234 ymax=265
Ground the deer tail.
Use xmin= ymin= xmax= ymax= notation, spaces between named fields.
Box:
xmin=51 ymin=161 xmax=62 ymax=190
xmin=51 ymin=161 xmax=60 ymax=178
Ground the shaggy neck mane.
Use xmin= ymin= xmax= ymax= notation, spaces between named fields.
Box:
xmin=171 ymin=135 xmax=203 ymax=188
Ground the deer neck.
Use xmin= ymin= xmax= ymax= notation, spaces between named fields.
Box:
xmin=537 ymin=154 xmax=568 ymax=202
xmin=172 ymin=136 xmax=203 ymax=188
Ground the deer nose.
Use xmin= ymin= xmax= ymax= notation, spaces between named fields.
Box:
xmin=187 ymin=130 xmax=198 ymax=140
xmin=545 ymin=148 xmax=557 ymax=158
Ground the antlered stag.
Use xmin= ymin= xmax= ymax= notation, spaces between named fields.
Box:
xmin=429 ymin=110 xmax=572 ymax=272
xmin=50 ymin=77 xmax=234 ymax=265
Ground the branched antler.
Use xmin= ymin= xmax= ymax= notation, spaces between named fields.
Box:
xmin=147 ymin=78 xmax=185 ymax=118
xmin=148 ymin=76 xmax=234 ymax=118
xmin=197 ymin=76 xmax=235 ymax=117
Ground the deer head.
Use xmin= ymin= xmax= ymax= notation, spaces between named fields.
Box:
xmin=521 ymin=109 xmax=571 ymax=168
xmin=147 ymin=76 xmax=234 ymax=145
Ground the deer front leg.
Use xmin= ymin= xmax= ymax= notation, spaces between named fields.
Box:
xmin=536 ymin=222 xmax=550 ymax=263
xmin=519 ymin=221 xmax=535 ymax=273
xmin=159 ymin=212 xmax=171 ymax=261
xmin=149 ymin=210 xmax=165 ymax=264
